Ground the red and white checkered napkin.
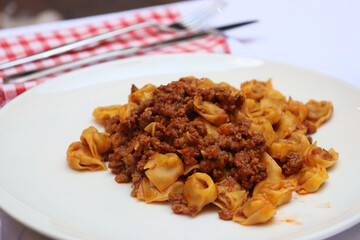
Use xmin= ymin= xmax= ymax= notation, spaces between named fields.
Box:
xmin=0 ymin=7 xmax=230 ymax=107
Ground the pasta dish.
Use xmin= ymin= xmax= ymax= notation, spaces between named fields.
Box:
xmin=66 ymin=77 xmax=338 ymax=225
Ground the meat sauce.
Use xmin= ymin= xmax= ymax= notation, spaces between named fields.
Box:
xmin=104 ymin=78 xmax=270 ymax=194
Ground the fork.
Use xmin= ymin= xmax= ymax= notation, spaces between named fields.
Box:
xmin=3 ymin=20 xmax=258 ymax=83
xmin=0 ymin=0 xmax=224 ymax=71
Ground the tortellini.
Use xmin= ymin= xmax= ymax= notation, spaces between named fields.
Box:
xmin=241 ymin=79 xmax=286 ymax=102
xmin=92 ymin=102 xmax=138 ymax=123
xmin=269 ymin=138 xmax=300 ymax=162
xmin=253 ymin=179 xmax=297 ymax=207
xmin=256 ymin=153 xmax=297 ymax=207
xmin=250 ymin=98 xmax=283 ymax=124
xmin=269 ymin=132 xmax=310 ymax=162
xmin=183 ymin=173 xmax=218 ymax=215
xmin=193 ymin=96 xmax=229 ymax=126
xmin=306 ymin=100 xmax=333 ymax=127
xmin=287 ymin=98 xmax=308 ymax=122
xmin=233 ymin=194 xmax=276 ymax=225
xmin=292 ymin=166 xmax=329 ymax=194
xmin=118 ymin=102 xmax=138 ymax=121
xmin=265 ymin=82 xmax=286 ymax=102
xmin=137 ymin=177 xmax=184 ymax=203
xmin=249 ymin=118 xmax=278 ymax=147
xmin=67 ymin=126 xmax=111 ymax=171
xmin=241 ymin=80 xmax=334 ymax=138
xmin=305 ymin=146 xmax=338 ymax=168
xmin=218 ymin=82 xmax=241 ymax=96
xmin=67 ymin=142 xmax=107 ymax=171
xmin=241 ymin=79 xmax=270 ymax=100
xmin=214 ymin=177 xmax=248 ymax=211
xmin=275 ymin=111 xmax=297 ymax=139
xmin=129 ymin=84 xmax=156 ymax=105
xmin=144 ymin=153 xmax=184 ymax=192
xmin=93 ymin=105 xmax=122 ymax=124
xmin=80 ymin=126 xmax=112 ymax=160
xmin=261 ymin=152 xmax=283 ymax=180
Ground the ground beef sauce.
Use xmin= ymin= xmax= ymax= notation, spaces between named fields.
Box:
xmin=103 ymin=77 xmax=307 ymax=218
xmin=67 ymin=76 xmax=337 ymax=225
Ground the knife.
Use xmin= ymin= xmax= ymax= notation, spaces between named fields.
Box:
xmin=3 ymin=20 xmax=257 ymax=84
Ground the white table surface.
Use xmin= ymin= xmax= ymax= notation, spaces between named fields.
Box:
xmin=1 ymin=0 xmax=359 ymax=239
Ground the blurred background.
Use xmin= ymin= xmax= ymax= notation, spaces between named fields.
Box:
xmin=0 ymin=0 xmax=183 ymax=29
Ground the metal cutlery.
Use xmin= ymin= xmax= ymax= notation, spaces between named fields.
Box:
xmin=0 ymin=0 xmax=224 ymax=71
xmin=3 ymin=20 xmax=257 ymax=84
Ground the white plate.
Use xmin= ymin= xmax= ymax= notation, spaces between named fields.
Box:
xmin=0 ymin=53 xmax=359 ymax=240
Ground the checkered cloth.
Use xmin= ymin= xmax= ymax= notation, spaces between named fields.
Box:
xmin=0 ymin=7 xmax=230 ymax=107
